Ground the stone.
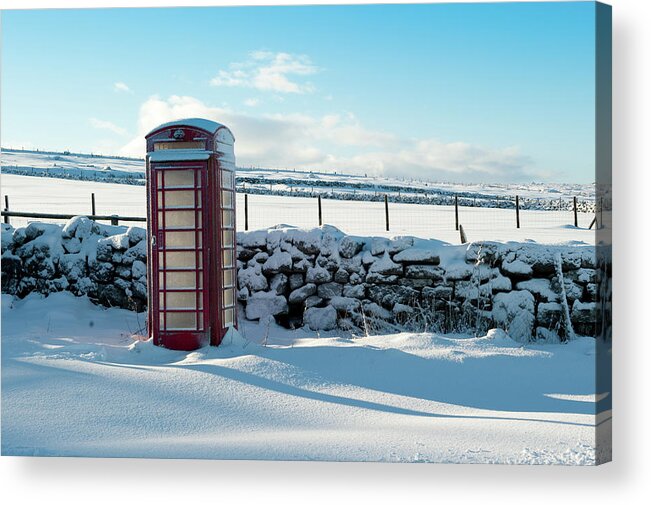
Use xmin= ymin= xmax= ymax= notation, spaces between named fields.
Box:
xmin=270 ymin=273 xmax=289 ymax=295
xmin=501 ymin=256 xmax=533 ymax=280
xmin=245 ymin=292 xmax=289 ymax=320
xmin=238 ymin=264 xmax=268 ymax=292
xmin=393 ymin=247 xmax=440 ymax=264
xmin=387 ymin=236 xmax=414 ymax=254
xmin=132 ymin=260 xmax=147 ymax=279
xmin=237 ymin=286 xmax=250 ymax=302
xmin=238 ymin=248 xmax=257 ymax=262
xmin=305 ymin=266 xmax=332 ymax=284
xmin=303 ymin=305 xmax=337 ymax=331
xmin=367 ymin=284 xmax=419 ymax=309
xmin=371 ymin=237 xmax=389 ymax=256
xmin=515 ymin=278 xmax=559 ymax=302
xmin=340 ymin=255 xmax=364 ymax=274
xmin=397 ymin=278 xmax=433 ymax=289
xmin=445 ymin=263 xmax=473 ymax=281
xmin=252 ymin=251 xmax=269 ymax=264
xmin=365 ymin=272 xmax=399 ymax=284
xmin=127 ymin=226 xmax=146 ymax=246
xmin=115 ymin=265 xmax=132 ymax=280
xmin=492 ymin=290 xmax=536 ymax=342
xmin=422 ymin=285 xmax=453 ymax=300
xmin=405 ymin=264 xmax=444 ymax=280
xmin=585 ymin=283 xmax=598 ymax=302
xmin=334 ymin=268 xmax=350 ymax=284
xmin=97 ymin=284 xmax=129 ymax=308
xmin=131 ymin=280 xmax=147 ymax=300
xmin=122 ymin=241 xmax=147 ymax=265
xmin=349 ymin=272 xmax=364 ymax=285
xmin=317 ymin=282 xmax=343 ymax=299
xmin=465 ymin=242 xmax=500 ymax=264
xmin=89 ymin=261 xmax=115 ymax=283
xmin=489 ymin=273 xmax=512 ymax=292
xmin=537 ymin=302 xmax=564 ymax=329
xmin=292 ymin=258 xmax=311 ymax=273
xmin=62 ymin=216 xmax=95 ymax=240
xmin=338 ymin=236 xmax=365 ymax=258
xmin=288 ymin=283 xmax=317 ymax=304
xmin=98 ymin=233 xmax=130 ymax=252
xmin=571 ymin=301 xmax=598 ymax=324
xmin=236 ymin=230 xmax=265 ymax=249
xmin=62 ymin=237 xmax=82 ymax=254
xmin=368 ymin=252 xmax=403 ymax=276
xmin=343 ymin=284 xmax=366 ymax=299
xmin=293 ymin=232 xmax=321 ymax=255
xmin=289 ymin=273 xmax=304 ymax=291
xmin=304 ymin=295 xmax=323 ymax=308
xmin=330 ymin=296 xmax=361 ymax=312
xmin=262 ymin=250 xmax=293 ymax=275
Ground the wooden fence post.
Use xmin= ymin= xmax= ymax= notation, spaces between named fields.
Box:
xmin=459 ymin=224 xmax=468 ymax=244
xmin=3 ymin=195 xmax=9 ymax=225
xmin=244 ymin=193 xmax=249 ymax=231
xmin=110 ymin=215 xmax=118 ymax=226
xmin=573 ymin=196 xmax=578 ymax=227
xmin=384 ymin=194 xmax=390 ymax=231
xmin=318 ymin=195 xmax=322 ymax=227
xmin=515 ymin=195 xmax=520 ymax=229
xmin=91 ymin=193 xmax=96 ymax=216
xmin=454 ymin=195 xmax=459 ymax=231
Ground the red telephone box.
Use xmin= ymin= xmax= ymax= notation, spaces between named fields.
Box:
xmin=145 ymin=118 xmax=237 ymax=350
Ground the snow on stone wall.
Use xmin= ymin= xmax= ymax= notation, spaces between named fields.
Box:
xmin=1 ymin=220 xmax=611 ymax=342
xmin=1 ymin=219 xmax=147 ymax=311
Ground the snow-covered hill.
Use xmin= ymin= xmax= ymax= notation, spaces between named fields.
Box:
xmin=1 ymin=148 xmax=596 ymax=211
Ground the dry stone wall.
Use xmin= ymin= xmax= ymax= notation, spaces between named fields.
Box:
xmin=1 ymin=219 xmax=611 ymax=342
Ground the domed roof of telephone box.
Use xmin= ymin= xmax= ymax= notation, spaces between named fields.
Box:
xmin=146 ymin=118 xmax=229 ymax=137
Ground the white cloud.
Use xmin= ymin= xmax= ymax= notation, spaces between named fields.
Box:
xmin=114 ymin=82 xmax=132 ymax=93
xmin=120 ymin=95 xmax=539 ymax=183
xmin=244 ymin=98 xmax=260 ymax=107
xmin=89 ymin=117 xmax=127 ymax=136
xmin=210 ymin=51 xmax=318 ymax=94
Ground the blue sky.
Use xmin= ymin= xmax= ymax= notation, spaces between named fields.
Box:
xmin=1 ymin=2 xmax=597 ymax=183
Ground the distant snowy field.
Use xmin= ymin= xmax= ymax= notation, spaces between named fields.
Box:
xmin=1 ymin=292 xmax=611 ymax=463
xmin=1 ymin=174 xmax=595 ymax=244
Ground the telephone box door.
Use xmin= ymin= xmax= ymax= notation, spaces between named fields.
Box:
xmin=150 ymin=162 xmax=210 ymax=350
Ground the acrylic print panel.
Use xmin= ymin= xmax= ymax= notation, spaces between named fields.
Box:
xmin=0 ymin=1 xmax=611 ymax=465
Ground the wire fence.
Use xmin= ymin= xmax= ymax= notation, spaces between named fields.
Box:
xmin=1 ymin=183 xmax=601 ymax=244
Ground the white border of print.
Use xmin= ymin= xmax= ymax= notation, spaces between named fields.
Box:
xmin=0 ymin=0 xmax=649 ymax=504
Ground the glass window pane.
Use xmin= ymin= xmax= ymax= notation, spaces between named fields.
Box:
xmin=221 ymin=190 xmax=233 ymax=209
xmin=161 ymin=311 xmax=197 ymax=330
xmin=159 ymin=210 xmax=201 ymax=229
xmin=222 ymin=229 xmax=234 ymax=247
xmin=160 ymin=292 xmax=202 ymax=310
xmin=223 ymin=308 xmax=234 ymax=326
xmin=222 ymin=288 xmax=234 ymax=308
xmin=159 ymin=251 xmax=201 ymax=269
xmin=222 ymin=209 xmax=234 ymax=228
xmin=160 ymin=271 xmax=202 ymax=289
xmin=223 ymin=268 xmax=234 ymax=287
xmin=162 ymin=170 xmax=197 ymax=188
xmin=162 ymin=190 xmax=199 ymax=208
xmin=222 ymin=249 xmax=234 ymax=268
xmin=221 ymin=170 xmax=233 ymax=189
xmin=164 ymin=231 xmax=202 ymax=248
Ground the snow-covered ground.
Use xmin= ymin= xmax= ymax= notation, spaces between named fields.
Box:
xmin=1 ymin=174 xmax=595 ymax=244
xmin=1 ymin=291 xmax=611 ymax=464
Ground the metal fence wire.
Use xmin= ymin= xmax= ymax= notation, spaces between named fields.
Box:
xmin=2 ymin=188 xmax=602 ymax=243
